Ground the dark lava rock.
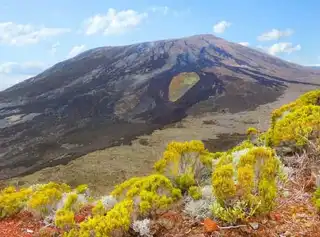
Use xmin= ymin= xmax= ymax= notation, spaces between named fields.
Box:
xmin=0 ymin=34 xmax=320 ymax=179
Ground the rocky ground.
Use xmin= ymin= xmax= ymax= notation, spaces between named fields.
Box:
xmin=2 ymin=84 xmax=315 ymax=196
xmin=2 ymin=34 xmax=320 ymax=181
xmin=1 ymin=162 xmax=320 ymax=237
xmin=0 ymin=85 xmax=320 ymax=237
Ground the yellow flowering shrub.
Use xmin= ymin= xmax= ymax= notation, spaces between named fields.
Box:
xmin=0 ymin=186 xmax=32 ymax=218
xmin=111 ymin=174 xmax=181 ymax=215
xmin=246 ymin=127 xmax=259 ymax=136
xmin=210 ymin=140 xmax=255 ymax=168
xmin=313 ymin=188 xmax=320 ymax=212
xmin=270 ymin=105 xmax=320 ymax=147
xmin=229 ymin=140 xmax=255 ymax=153
xmin=55 ymin=209 xmax=75 ymax=230
xmin=65 ymin=199 xmax=133 ymax=237
xmin=265 ymin=89 xmax=320 ymax=149
xmin=211 ymin=146 xmax=282 ymax=223
xmin=271 ymin=89 xmax=320 ymax=125
xmin=212 ymin=163 xmax=236 ymax=201
xmin=188 ymin=186 xmax=202 ymax=200
xmin=27 ymin=182 xmax=71 ymax=216
xmin=92 ymin=200 xmax=106 ymax=216
xmin=154 ymin=140 xmax=213 ymax=190
xmin=75 ymin=184 xmax=88 ymax=194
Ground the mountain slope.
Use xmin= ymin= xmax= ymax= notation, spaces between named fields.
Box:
xmin=0 ymin=34 xmax=319 ymax=180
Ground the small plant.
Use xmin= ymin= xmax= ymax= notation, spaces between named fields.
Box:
xmin=65 ymin=199 xmax=134 ymax=237
xmin=211 ymin=200 xmax=248 ymax=224
xmin=0 ymin=186 xmax=32 ymax=218
xmin=111 ymin=174 xmax=181 ymax=216
xmin=27 ymin=182 xmax=71 ymax=217
xmin=55 ymin=209 xmax=75 ymax=230
xmin=271 ymin=89 xmax=320 ymax=125
xmin=92 ymin=200 xmax=106 ymax=216
xmin=246 ymin=127 xmax=259 ymax=136
xmin=313 ymin=188 xmax=320 ymax=212
xmin=265 ymin=89 xmax=320 ymax=149
xmin=132 ymin=219 xmax=151 ymax=237
xmin=267 ymin=105 xmax=320 ymax=148
xmin=75 ymin=184 xmax=88 ymax=194
xmin=184 ymin=197 xmax=212 ymax=220
xmin=211 ymin=146 xmax=282 ymax=223
xmin=154 ymin=140 xmax=213 ymax=191
xmin=63 ymin=193 xmax=78 ymax=210
xmin=188 ymin=186 xmax=202 ymax=200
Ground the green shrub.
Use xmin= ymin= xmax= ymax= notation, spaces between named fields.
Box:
xmin=111 ymin=174 xmax=181 ymax=215
xmin=154 ymin=140 xmax=213 ymax=190
xmin=211 ymin=146 xmax=282 ymax=223
xmin=188 ymin=186 xmax=202 ymax=200
xmin=0 ymin=186 xmax=32 ymax=218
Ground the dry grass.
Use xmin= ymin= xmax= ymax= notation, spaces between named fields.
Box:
xmin=2 ymin=84 xmax=315 ymax=196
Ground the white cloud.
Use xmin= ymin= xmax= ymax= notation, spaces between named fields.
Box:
xmin=50 ymin=41 xmax=60 ymax=55
xmin=0 ymin=61 xmax=46 ymax=74
xmin=260 ymin=42 xmax=301 ymax=56
xmin=67 ymin=45 xmax=87 ymax=58
xmin=0 ymin=22 xmax=70 ymax=46
xmin=2 ymin=74 xmax=36 ymax=90
xmin=213 ymin=21 xmax=231 ymax=34
xmin=150 ymin=6 xmax=169 ymax=15
xmin=148 ymin=6 xmax=190 ymax=17
xmin=83 ymin=8 xmax=148 ymax=36
xmin=0 ymin=61 xmax=47 ymax=90
xmin=0 ymin=74 xmax=35 ymax=91
xmin=238 ymin=42 xmax=249 ymax=46
xmin=257 ymin=28 xmax=293 ymax=41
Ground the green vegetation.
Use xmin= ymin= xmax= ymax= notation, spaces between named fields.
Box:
xmin=313 ymin=188 xmax=320 ymax=212
xmin=1 ymin=89 xmax=319 ymax=235
xmin=211 ymin=146 xmax=281 ymax=223
xmin=111 ymin=174 xmax=181 ymax=215
xmin=154 ymin=140 xmax=213 ymax=191
xmin=188 ymin=186 xmax=202 ymax=200
xmin=168 ymin=72 xmax=200 ymax=101
xmin=0 ymin=186 xmax=32 ymax=218
xmin=266 ymin=89 xmax=320 ymax=149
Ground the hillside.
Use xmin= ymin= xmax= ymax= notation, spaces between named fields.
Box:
xmin=0 ymin=89 xmax=320 ymax=237
xmin=1 ymin=34 xmax=320 ymax=180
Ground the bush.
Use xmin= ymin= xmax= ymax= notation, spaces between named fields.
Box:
xmin=27 ymin=182 xmax=71 ymax=217
xmin=132 ymin=219 xmax=151 ymax=237
xmin=211 ymin=146 xmax=282 ymax=223
xmin=154 ymin=140 xmax=214 ymax=191
xmin=65 ymin=199 xmax=134 ymax=237
xmin=184 ymin=198 xmax=212 ymax=220
xmin=265 ymin=89 xmax=320 ymax=149
xmin=188 ymin=186 xmax=202 ymax=200
xmin=313 ymin=188 xmax=320 ymax=212
xmin=271 ymin=89 xmax=320 ymax=125
xmin=55 ymin=209 xmax=75 ymax=230
xmin=246 ymin=127 xmax=259 ymax=138
xmin=0 ymin=186 xmax=32 ymax=218
xmin=111 ymin=174 xmax=181 ymax=216
xmin=267 ymin=105 xmax=320 ymax=148
xmin=75 ymin=184 xmax=88 ymax=194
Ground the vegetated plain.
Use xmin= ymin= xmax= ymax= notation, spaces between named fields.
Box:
xmin=0 ymin=89 xmax=320 ymax=237
xmin=3 ymin=84 xmax=315 ymax=196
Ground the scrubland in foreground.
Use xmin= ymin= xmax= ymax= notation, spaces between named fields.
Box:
xmin=1 ymin=89 xmax=320 ymax=237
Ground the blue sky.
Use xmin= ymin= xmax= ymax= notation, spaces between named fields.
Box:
xmin=0 ymin=0 xmax=320 ymax=90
